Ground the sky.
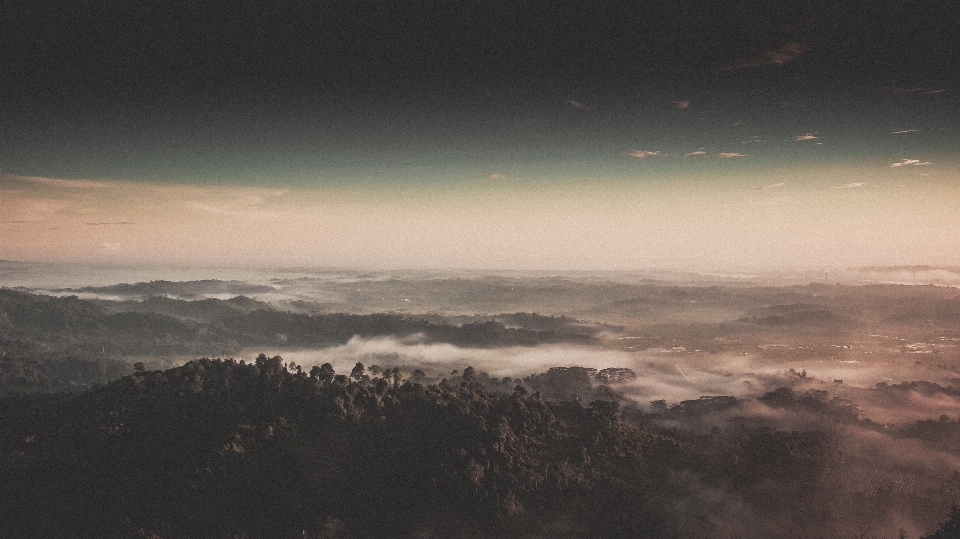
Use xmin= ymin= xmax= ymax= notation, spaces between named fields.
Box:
xmin=2 ymin=0 xmax=959 ymax=271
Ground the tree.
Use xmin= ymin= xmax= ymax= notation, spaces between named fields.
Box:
xmin=133 ymin=362 xmax=146 ymax=371
xmin=255 ymin=353 xmax=283 ymax=375
xmin=391 ymin=367 xmax=403 ymax=389
xmin=350 ymin=362 xmax=366 ymax=382
xmin=923 ymin=505 xmax=960 ymax=539
xmin=312 ymin=363 xmax=335 ymax=384
xmin=596 ymin=367 xmax=637 ymax=383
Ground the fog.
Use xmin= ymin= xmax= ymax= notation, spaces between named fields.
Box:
xmin=5 ymin=261 xmax=960 ymax=537
xmin=249 ymin=336 xmax=960 ymax=423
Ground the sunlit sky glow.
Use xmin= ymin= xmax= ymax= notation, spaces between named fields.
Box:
xmin=2 ymin=0 xmax=959 ymax=270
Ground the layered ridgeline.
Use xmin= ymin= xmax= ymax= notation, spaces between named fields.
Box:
xmin=5 ymin=283 xmax=960 ymax=537
xmin=0 ymin=288 xmax=597 ymax=394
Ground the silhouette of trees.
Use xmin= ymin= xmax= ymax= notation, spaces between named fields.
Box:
xmin=0 ymin=358 xmax=681 ymax=538
xmin=924 ymin=505 xmax=960 ymax=539
xmin=350 ymin=362 xmax=366 ymax=382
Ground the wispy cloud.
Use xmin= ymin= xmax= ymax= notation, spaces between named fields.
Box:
xmin=86 ymin=221 xmax=137 ymax=225
xmin=673 ymin=100 xmax=690 ymax=110
xmin=684 ymin=151 xmax=747 ymax=158
xmin=794 ymin=133 xmax=818 ymax=142
xmin=0 ymin=198 xmax=68 ymax=222
xmin=882 ymin=87 xmax=949 ymax=95
xmin=565 ymin=98 xmax=591 ymax=110
xmin=2 ymin=174 xmax=114 ymax=189
xmin=622 ymin=150 xmax=664 ymax=158
xmin=890 ymin=129 xmax=920 ymax=135
xmin=833 ymin=182 xmax=865 ymax=189
xmin=721 ymin=42 xmax=808 ymax=70
xmin=890 ymin=159 xmax=931 ymax=167
xmin=101 ymin=242 xmax=122 ymax=251
xmin=754 ymin=182 xmax=785 ymax=190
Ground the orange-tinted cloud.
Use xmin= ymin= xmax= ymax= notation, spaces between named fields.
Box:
xmin=833 ymin=182 xmax=865 ymax=189
xmin=890 ymin=159 xmax=930 ymax=167
xmin=622 ymin=150 xmax=664 ymax=158
xmin=721 ymin=42 xmax=808 ymax=70
xmin=754 ymin=182 xmax=785 ymax=190
xmin=3 ymin=174 xmax=114 ymax=189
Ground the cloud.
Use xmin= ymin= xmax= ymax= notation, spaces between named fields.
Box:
xmin=286 ymin=337 xmax=640 ymax=381
xmin=833 ymin=183 xmax=865 ymax=189
xmin=884 ymin=87 xmax=949 ymax=95
xmin=101 ymin=242 xmax=122 ymax=251
xmin=2 ymin=174 xmax=114 ymax=189
xmin=622 ymin=150 xmax=664 ymax=158
xmin=890 ymin=159 xmax=930 ymax=167
xmin=86 ymin=221 xmax=136 ymax=225
xmin=0 ymin=197 xmax=68 ymax=222
xmin=684 ymin=150 xmax=707 ymax=157
xmin=794 ymin=133 xmax=819 ymax=142
xmin=186 ymin=191 xmax=288 ymax=219
xmin=673 ymin=100 xmax=690 ymax=110
xmin=890 ymin=129 xmax=919 ymax=135
xmin=754 ymin=182 xmax=785 ymax=190
xmin=714 ymin=152 xmax=746 ymax=158
xmin=485 ymin=174 xmax=506 ymax=180
xmin=721 ymin=41 xmax=809 ymax=70
xmin=565 ymin=98 xmax=591 ymax=110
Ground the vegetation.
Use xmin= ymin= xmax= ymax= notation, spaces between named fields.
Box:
xmin=0 ymin=289 xmax=595 ymax=394
xmin=0 ymin=358 xmax=678 ymax=538
xmin=6 ymin=356 xmax=951 ymax=538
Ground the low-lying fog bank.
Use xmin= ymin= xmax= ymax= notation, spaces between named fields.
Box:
xmin=239 ymin=337 xmax=960 ymax=423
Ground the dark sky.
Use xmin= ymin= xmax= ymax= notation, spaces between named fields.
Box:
xmin=2 ymin=0 xmax=959 ymax=269
xmin=3 ymin=0 xmax=958 ymax=180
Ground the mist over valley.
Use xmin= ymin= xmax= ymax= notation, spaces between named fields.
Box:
xmin=4 ymin=263 xmax=960 ymax=537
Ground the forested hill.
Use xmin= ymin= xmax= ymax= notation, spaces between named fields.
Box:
xmin=0 ymin=288 xmax=594 ymax=352
xmin=0 ymin=288 xmax=594 ymax=393
xmin=4 ymin=358 xmax=960 ymax=538
xmin=0 ymin=357 xmax=677 ymax=538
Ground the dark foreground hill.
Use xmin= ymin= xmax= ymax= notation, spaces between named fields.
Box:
xmin=4 ymin=357 xmax=960 ymax=538
xmin=0 ymin=357 xmax=678 ymax=539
